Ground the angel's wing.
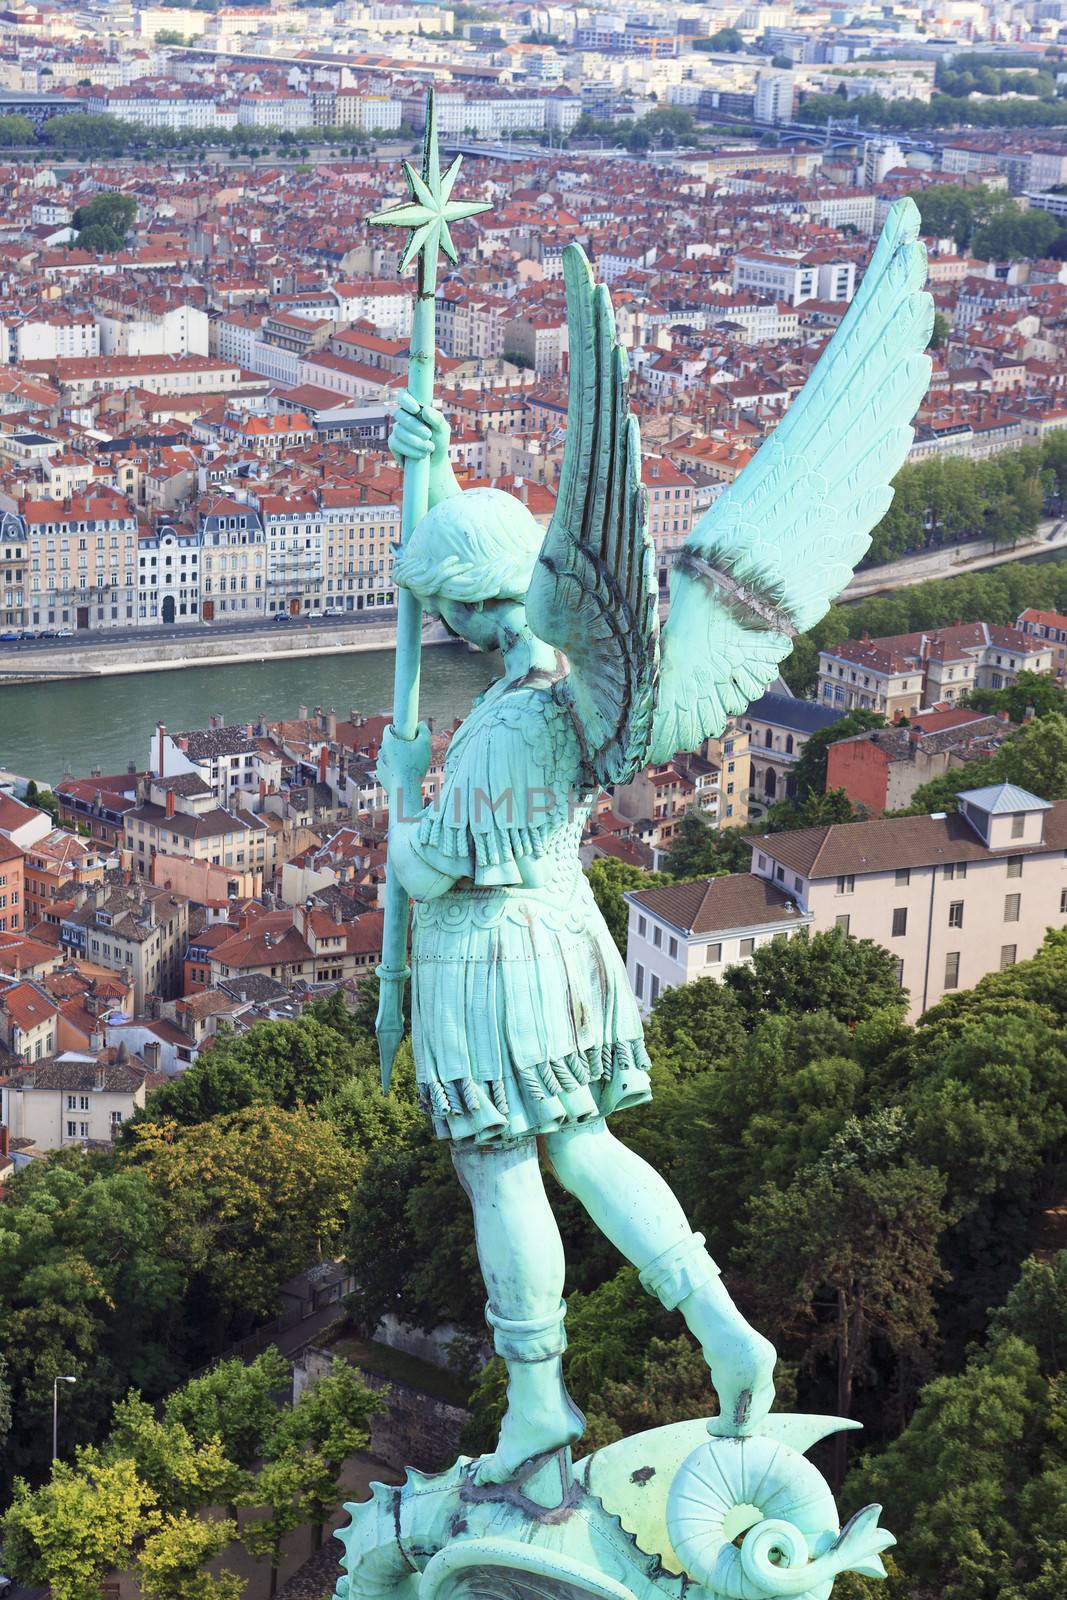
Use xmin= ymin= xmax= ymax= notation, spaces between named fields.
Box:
xmin=525 ymin=244 xmax=659 ymax=787
xmin=648 ymin=196 xmax=933 ymax=763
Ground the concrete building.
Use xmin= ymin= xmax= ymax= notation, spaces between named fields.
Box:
xmin=825 ymin=708 xmax=1014 ymax=813
xmin=60 ymin=878 xmax=191 ymax=1010
xmin=125 ymin=774 xmax=269 ymax=897
xmin=741 ymin=692 xmax=843 ymax=812
xmin=625 ymin=874 xmax=812 ymax=1012
xmin=0 ymin=1051 xmax=152 ymax=1149
xmin=1017 ymin=606 xmax=1067 ymax=680
xmin=151 ymin=718 xmax=281 ymax=808
xmin=0 ymin=837 xmax=24 ymax=936
xmin=754 ymin=69 xmax=795 ymax=123
xmin=732 ymin=250 xmax=856 ymax=307
xmin=750 ymin=783 xmax=1067 ymax=1018
xmin=818 ymin=623 xmax=1052 ymax=717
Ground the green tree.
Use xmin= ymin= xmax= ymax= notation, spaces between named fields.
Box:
xmin=662 ymin=811 xmax=755 ymax=877
xmin=707 ymin=25 xmax=744 ymax=49
xmin=106 ymin=1392 xmax=244 ymax=1515
xmin=73 ymin=191 xmax=137 ymax=236
xmin=75 ymin=222 xmax=124 ymax=255
xmin=0 ymin=113 xmax=34 ymax=146
xmin=136 ymin=1515 xmax=242 ymax=1600
xmin=723 ymin=927 xmax=908 ymax=1027
xmin=266 ymin=1358 xmax=380 ymax=1548
xmin=164 ymin=1348 xmax=292 ymax=1469
xmin=127 ymin=1106 xmax=359 ymax=1331
xmin=929 ymin=312 xmax=950 ymax=350
xmin=740 ymin=1113 xmax=947 ymax=1475
xmin=965 ymin=669 xmax=1067 ymax=723
xmin=1 ymin=1455 xmax=159 ymax=1600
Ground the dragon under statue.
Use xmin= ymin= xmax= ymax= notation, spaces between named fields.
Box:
xmin=336 ymin=96 xmax=933 ymax=1600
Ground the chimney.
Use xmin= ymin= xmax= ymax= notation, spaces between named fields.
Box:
xmin=127 ymin=760 xmax=137 ymax=776
xmin=0 ymin=1123 xmax=8 ymax=1158
xmin=326 ymin=708 xmax=337 ymax=740
xmin=165 ymin=789 xmax=176 ymax=819
xmin=297 ymin=704 xmax=308 ymax=721
xmin=332 ymin=901 xmax=342 ymax=924
xmin=157 ymin=722 xmax=165 ymax=777
xmin=90 ymin=765 xmax=101 ymax=779
xmin=318 ymin=746 xmax=328 ymax=785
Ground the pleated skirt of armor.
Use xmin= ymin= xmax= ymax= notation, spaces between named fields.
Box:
xmin=410 ymin=891 xmax=652 ymax=1145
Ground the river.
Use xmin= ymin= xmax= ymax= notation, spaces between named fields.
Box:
xmin=0 ymin=643 xmax=494 ymax=786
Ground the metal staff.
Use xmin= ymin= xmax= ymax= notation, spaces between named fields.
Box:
xmin=367 ymin=89 xmax=491 ymax=1088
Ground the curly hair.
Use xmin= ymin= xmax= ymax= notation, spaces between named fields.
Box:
xmin=393 ymin=487 xmax=543 ymax=605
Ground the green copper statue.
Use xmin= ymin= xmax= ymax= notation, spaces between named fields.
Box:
xmin=344 ymin=94 xmax=933 ymax=1600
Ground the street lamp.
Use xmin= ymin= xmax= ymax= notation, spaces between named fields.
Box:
xmin=53 ymin=1374 xmax=76 ymax=1461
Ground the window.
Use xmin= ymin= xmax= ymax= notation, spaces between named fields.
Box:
xmin=67 ymin=1120 xmax=76 ymax=1138
xmin=1004 ymin=893 xmax=1021 ymax=923
xmin=1011 ymin=814 xmax=1026 ymax=839
xmin=944 ymin=862 xmax=967 ymax=881
xmin=668 ymin=936 xmax=678 ymax=959
xmin=79 ymin=1122 xmax=89 ymax=1138
xmin=634 ymin=962 xmax=644 ymax=998
xmin=892 ymin=907 xmax=907 ymax=937
xmin=739 ymin=937 xmax=755 ymax=958
xmin=1006 ymin=855 xmax=1023 ymax=879
xmin=894 ymin=956 xmax=904 ymax=987
xmin=67 ymin=1094 xmax=76 ymax=1109
xmin=1061 ymin=889 xmax=1067 ymax=914
xmin=705 ymin=942 xmax=722 ymax=963
xmin=836 ymin=874 xmax=855 ymax=895
xmin=948 ymin=901 xmax=964 ymax=928
xmin=944 ymin=951 xmax=960 ymax=990
xmin=652 ymin=925 xmax=662 ymax=949
xmin=650 ymin=974 xmax=661 ymax=1003
xmin=836 ymin=913 xmax=851 ymax=933
xmin=895 ymin=868 xmax=910 ymax=887
xmin=637 ymin=915 xmax=646 ymax=938
xmin=1000 ymin=944 xmax=1017 ymax=969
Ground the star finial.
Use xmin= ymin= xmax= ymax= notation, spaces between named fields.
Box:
xmin=367 ymin=89 xmax=492 ymax=288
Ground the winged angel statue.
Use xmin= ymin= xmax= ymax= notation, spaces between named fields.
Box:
xmin=376 ymin=197 xmax=933 ymax=1488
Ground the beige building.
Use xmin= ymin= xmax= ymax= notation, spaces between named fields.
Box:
xmin=0 ymin=1052 xmax=150 ymax=1149
xmin=818 ymin=622 xmax=1052 ymax=719
xmin=750 ymin=782 xmax=1067 ymax=1017
xmin=19 ymin=487 xmax=139 ymax=630
xmin=0 ymin=978 xmax=60 ymax=1063
xmin=625 ymin=783 xmax=1067 ymax=1021
xmin=625 ymin=874 xmax=812 ymax=1012
xmin=125 ymin=774 xmax=269 ymax=895
xmin=60 ymin=878 xmax=191 ymax=1008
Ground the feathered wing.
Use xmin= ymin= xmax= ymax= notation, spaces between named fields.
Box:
xmin=526 ymin=243 xmax=660 ymax=786
xmin=648 ymin=196 xmax=934 ymax=763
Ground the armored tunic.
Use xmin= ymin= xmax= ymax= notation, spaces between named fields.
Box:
xmin=409 ymin=668 xmax=652 ymax=1145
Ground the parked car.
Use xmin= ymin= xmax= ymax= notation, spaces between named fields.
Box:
xmin=273 ymin=611 xmax=291 ymax=623
xmin=306 ymin=608 xmax=324 ymax=619
xmin=323 ymin=605 xmax=344 ymax=617
xmin=0 ymin=629 xmax=21 ymax=641
xmin=55 ymin=628 xmax=74 ymax=637
xmin=37 ymin=628 xmax=57 ymax=638
xmin=0 ymin=1572 xmax=14 ymax=1596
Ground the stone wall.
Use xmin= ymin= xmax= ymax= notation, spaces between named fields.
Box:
xmin=295 ymin=1345 xmax=469 ymax=1474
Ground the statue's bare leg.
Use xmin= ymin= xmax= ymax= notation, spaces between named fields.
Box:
xmin=544 ymin=1120 xmax=776 ymax=1433
xmin=452 ymin=1140 xmax=585 ymax=1484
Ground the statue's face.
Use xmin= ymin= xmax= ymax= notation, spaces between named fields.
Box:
xmin=421 ymin=595 xmax=502 ymax=654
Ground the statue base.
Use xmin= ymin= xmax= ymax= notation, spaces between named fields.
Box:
xmin=333 ymin=1414 xmax=894 ymax=1600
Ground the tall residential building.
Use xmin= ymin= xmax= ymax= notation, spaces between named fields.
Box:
xmin=754 ymin=70 xmax=795 ymax=124
xmin=818 ymin=623 xmax=1053 ymax=717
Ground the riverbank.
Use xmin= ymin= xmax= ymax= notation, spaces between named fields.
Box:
xmin=0 ymin=616 xmax=455 ymax=685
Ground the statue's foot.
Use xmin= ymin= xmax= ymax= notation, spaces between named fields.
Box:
xmin=473 ymin=1365 xmax=584 ymax=1486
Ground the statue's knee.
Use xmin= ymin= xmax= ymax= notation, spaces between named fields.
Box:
xmin=543 ymin=1122 xmax=608 ymax=1196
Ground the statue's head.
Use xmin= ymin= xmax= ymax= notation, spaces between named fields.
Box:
xmin=394 ymin=488 xmax=542 ymax=651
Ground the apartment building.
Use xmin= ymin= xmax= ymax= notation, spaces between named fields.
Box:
xmin=0 ymin=979 xmax=59 ymax=1062
xmin=20 ymin=489 xmax=139 ymax=630
xmin=732 ymin=250 xmax=856 ymax=307
xmin=124 ymin=774 xmax=269 ymax=897
xmin=207 ymin=902 xmax=384 ymax=988
xmin=0 ymin=514 xmax=26 ymax=629
xmin=0 ymin=837 xmax=24 ymax=935
xmin=199 ymin=496 xmax=267 ymax=620
xmin=60 ymin=879 xmax=191 ymax=1009
xmin=625 ymin=874 xmax=812 ymax=1012
xmin=818 ymin=623 xmax=1052 ymax=717
xmin=1017 ymin=606 xmax=1067 ymax=680
xmin=742 ymin=692 xmax=842 ymax=811
xmin=826 ymin=708 xmax=1014 ymax=813
xmin=625 ymin=782 xmax=1067 ymax=1021
xmin=22 ymin=829 xmax=104 ymax=928
xmin=643 ymin=456 xmax=694 ymax=589
xmin=138 ymin=521 xmax=200 ymax=625
xmin=0 ymin=1052 xmax=151 ymax=1149
xmin=152 ymin=718 xmax=282 ymax=807
xmin=750 ymin=782 xmax=1067 ymax=1017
